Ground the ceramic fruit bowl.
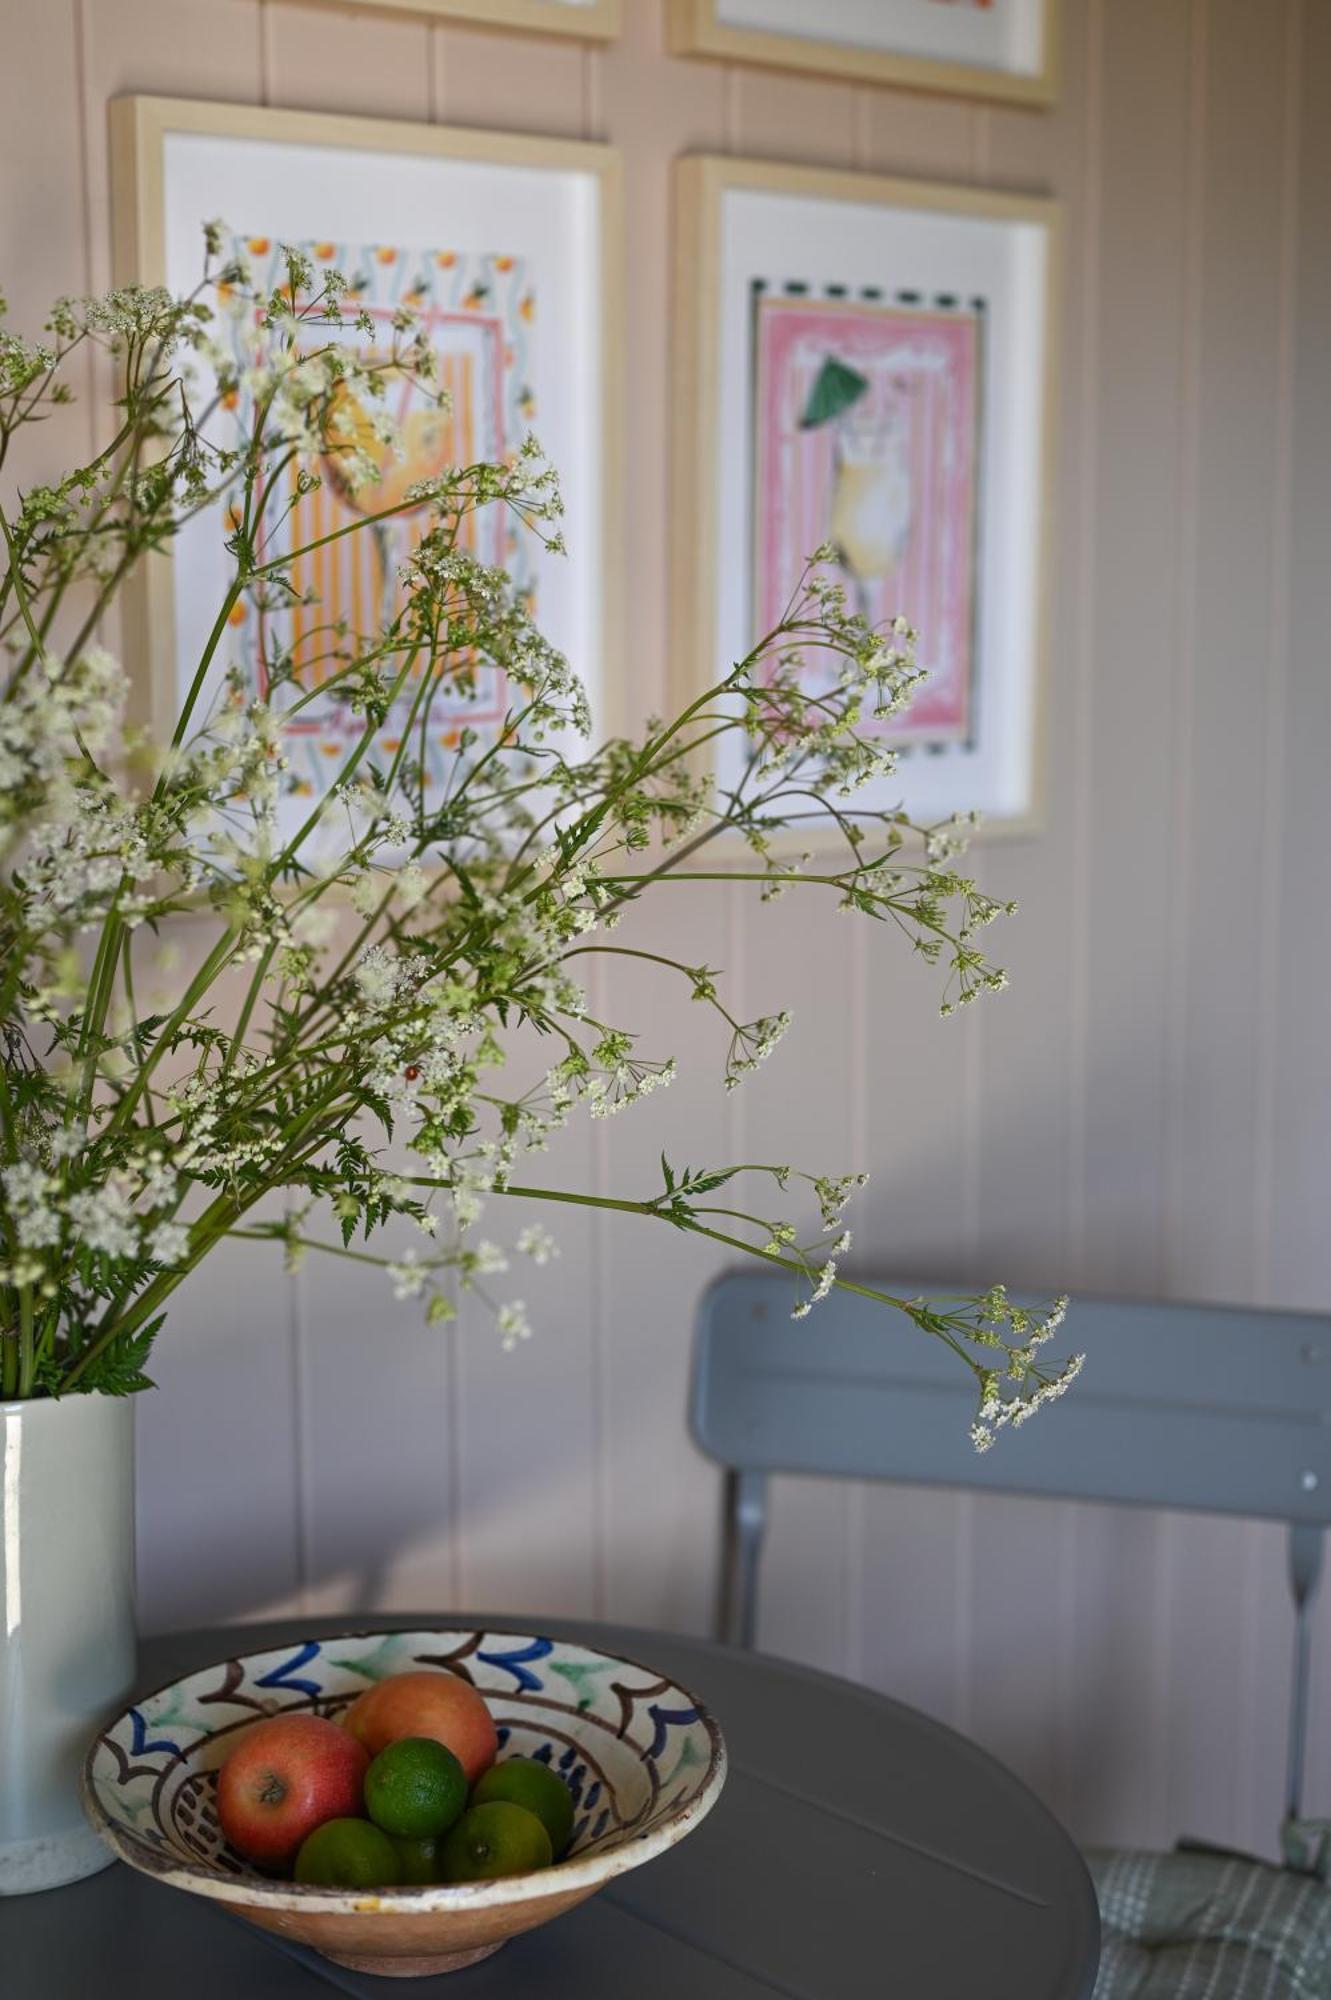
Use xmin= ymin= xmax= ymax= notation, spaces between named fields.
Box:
xmin=81 ymin=1627 xmax=726 ymax=1978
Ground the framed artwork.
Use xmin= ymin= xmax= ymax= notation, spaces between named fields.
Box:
xmin=668 ymin=0 xmax=1057 ymax=107
xmin=109 ymin=95 xmax=621 ymax=832
xmin=672 ymin=156 xmax=1059 ymax=835
xmin=314 ymin=0 xmax=620 ymax=35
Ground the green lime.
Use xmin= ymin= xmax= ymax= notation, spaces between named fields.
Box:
xmin=364 ymin=1736 xmax=468 ymax=1840
xmin=440 ymin=1801 xmax=553 ymax=1884
xmin=471 ymin=1758 xmax=575 ymax=1858
xmin=293 ymin=1817 xmax=401 ymax=1888
xmin=391 ymin=1834 xmax=442 ymax=1885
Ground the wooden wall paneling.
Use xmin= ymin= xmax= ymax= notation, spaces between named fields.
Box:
xmin=0 ymin=2 xmax=86 ymax=307
xmin=857 ymin=1481 xmax=973 ymax=1738
xmin=858 ymin=90 xmax=980 ymax=183
xmin=431 ymin=20 xmax=588 ymax=136
xmin=720 ymin=53 xmax=860 ymax=1679
xmin=851 ymin=63 xmax=1007 ymax=1753
xmin=1077 ymin=0 xmax=1192 ymax=1300
xmin=971 ymin=0 xmax=1079 ymax=1298
xmin=600 ymin=0 xmax=726 ymax=715
xmin=964 ymin=0 xmax=1095 ymax=1843
xmin=79 ymin=0 xmax=266 ymax=658
xmin=1033 ymin=0 xmax=1121 ymax=1847
xmin=1168 ymin=0 xmax=1291 ymax=1303
xmin=594 ymin=892 xmax=734 ymax=1634
xmin=74 ymin=7 xmax=307 ymax=1639
xmin=448 ymin=1143 xmax=603 ymax=1622
xmin=960 ymin=1492 xmax=1071 ymax=1813
xmin=1265 ymin=0 xmax=1331 ymax=1319
xmin=1154 ymin=0 xmax=1296 ymax=1857
xmin=263 ymin=0 xmax=434 ymax=119
xmin=135 ymin=1230 xmax=305 ymax=1633
xmin=293 ymin=1236 xmax=456 ymax=1618
xmin=961 ymin=19 xmax=1076 ymax=1820
xmin=0 ymin=1 xmax=92 ymax=477
xmin=1063 ymin=1499 xmax=1175 ymax=1849
xmin=727 ymin=64 xmax=858 ymax=167
xmin=587 ymin=4 xmax=728 ymax=1640
xmin=0 ymin=0 xmax=100 ymax=635
xmin=854 ymin=958 xmax=983 ymax=1737
xmin=79 ymin=0 xmax=263 ymax=165
xmin=1271 ymin=0 xmax=1331 ymax=1819
xmin=728 ymin=890 xmax=866 ymax=1677
xmin=258 ymin=0 xmax=555 ymax=1636
xmin=1010 ymin=0 xmax=1183 ymax=1825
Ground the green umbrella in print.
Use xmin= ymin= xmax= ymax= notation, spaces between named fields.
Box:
xmin=798 ymin=354 xmax=912 ymax=622
xmin=799 ymin=354 xmax=870 ymax=430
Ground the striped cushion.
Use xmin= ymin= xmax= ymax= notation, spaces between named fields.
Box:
xmin=1089 ymin=1847 xmax=1331 ymax=1999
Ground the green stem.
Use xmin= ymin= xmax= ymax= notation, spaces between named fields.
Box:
xmin=229 ymin=1227 xmax=389 ymax=1271
xmin=488 ymin=1180 xmax=979 ymax=1375
xmin=16 ymin=1287 xmax=34 ymax=1398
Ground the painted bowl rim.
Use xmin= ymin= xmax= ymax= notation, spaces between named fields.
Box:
xmin=81 ymin=1624 xmax=728 ymax=1917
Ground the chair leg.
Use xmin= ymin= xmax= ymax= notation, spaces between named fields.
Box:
xmin=719 ymin=1469 xmax=768 ymax=1648
xmin=1286 ymin=1521 xmax=1325 ymax=1825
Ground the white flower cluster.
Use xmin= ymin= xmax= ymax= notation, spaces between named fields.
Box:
xmin=724 ymin=1011 xmax=792 ymax=1091
xmin=0 ymin=1150 xmax=194 ymax=1298
xmin=965 ymin=1295 xmax=1082 ymax=1452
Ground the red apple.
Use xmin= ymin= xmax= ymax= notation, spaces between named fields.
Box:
xmin=342 ymin=1671 xmax=498 ymax=1787
xmin=216 ymin=1713 xmax=370 ymax=1870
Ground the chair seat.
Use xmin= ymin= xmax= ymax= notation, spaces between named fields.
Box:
xmin=1089 ymin=1847 xmax=1331 ymax=1998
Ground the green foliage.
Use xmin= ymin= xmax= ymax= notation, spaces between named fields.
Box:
xmin=0 ymin=254 xmax=1080 ymax=1439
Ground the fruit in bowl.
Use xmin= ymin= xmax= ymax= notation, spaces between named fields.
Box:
xmin=215 ymin=1714 xmax=369 ymax=1869
xmin=343 ymin=1668 xmax=498 ymax=1786
xmin=81 ymin=1628 xmax=726 ymax=1978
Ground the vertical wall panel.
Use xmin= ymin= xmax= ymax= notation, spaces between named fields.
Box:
xmin=2 ymin=0 xmax=1329 ymax=1859
xmin=591 ymin=3 xmax=729 ymax=1639
xmin=0 ymin=1 xmax=91 ymax=488
xmin=135 ymin=1231 xmax=306 ymax=1631
xmin=599 ymin=0 xmax=727 ymax=714
xmin=860 ymin=92 xmax=979 ymax=181
xmin=77 ymin=4 xmax=303 ymax=1633
xmin=1077 ymin=0 xmax=1190 ymax=1299
xmin=432 ymin=23 xmax=586 ymax=135
xmin=594 ymin=895 xmax=734 ymax=1635
xmin=449 ymin=1147 xmax=603 ymax=1623
xmin=1169 ymin=0 xmax=1291 ymax=1302
xmin=264 ymin=2 xmax=433 ymax=119
xmin=726 ymin=17 xmax=861 ymax=1679
xmin=960 ymin=1 xmax=1084 ymax=1817
xmin=1158 ymin=0 xmax=1297 ymax=1853
xmin=732 ymin=891 xmax=863 ymax=1675
xmin=729 ymin=66 xmax=857 ymax=165
xmin=1271 ymin=0 xmax=1331 ymax=1820
xmin=253 ymin=7 xmax=450 ymax=1631
xmin=293 ymin=1244 xmax=457 ymax=1620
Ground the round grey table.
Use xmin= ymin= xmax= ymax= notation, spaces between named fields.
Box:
xmin=8 ymin=1613 xmax=1099 ymax=1998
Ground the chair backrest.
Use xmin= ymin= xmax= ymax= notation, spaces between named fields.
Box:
xmin=690 ymin=1272 xmax=1331 ymax=1819
xmin=692 ymin=1274 xmax=1331 ymax=1522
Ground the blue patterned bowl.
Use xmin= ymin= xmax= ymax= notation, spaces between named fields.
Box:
xmin=81 ymin=1627 xmax=727 ymax=1978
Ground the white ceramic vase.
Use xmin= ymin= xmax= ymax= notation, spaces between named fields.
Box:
xmin=0 ymin=1392 xmax=137 ymax=1895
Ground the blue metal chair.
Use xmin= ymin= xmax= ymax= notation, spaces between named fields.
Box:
xmin=690 ymin=1273 xmax=1331 ymax=1830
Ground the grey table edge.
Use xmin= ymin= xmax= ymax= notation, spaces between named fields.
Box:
xmin=8 ymin=1610 xmax=1100 ymax=2000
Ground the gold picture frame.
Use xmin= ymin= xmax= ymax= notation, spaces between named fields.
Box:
xmin=311 ymin=0 xmax=620 ymax=35
xmin=671 ymin=154 xmax=1061 ymax=841
xmin=108 ymin=94 xmax=625 ymax=769
xmin=668 ymin=0 xmax=1058 ymax=109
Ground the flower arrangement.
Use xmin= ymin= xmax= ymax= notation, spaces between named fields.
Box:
xmin=0 ymin=239 xmax=1080 ymax=1447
